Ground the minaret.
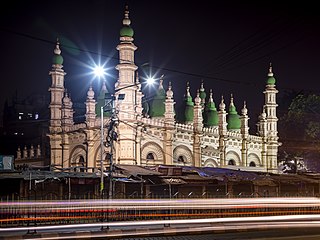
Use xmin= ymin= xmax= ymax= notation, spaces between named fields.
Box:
xmin=61 ymin=91 xmax=74 ymax=132
xmin=240 ymin=101 xmax=249 ymax=166
xmin=193 ymin=90 xmax=203 ymax=167
xmin=115 ymin=5 xmax=139 ymax=164
xmin=48 ymin=39 xmax=66 ymax=133
xmin=263 ymin=63 xmax=279 ymax=172
xmin=259 ymin=108 xmax=268 ymax=168
xmin=85 ymin=85 xmax=97 ymax=128
xmin=48 ymin=39 xmax=66 ymax=168
xmin=218 ymin=96 xmax=227 ymax=166
xmin=163 ymin=82 xmax=176 ymax=165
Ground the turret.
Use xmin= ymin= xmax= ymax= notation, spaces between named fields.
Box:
xmin=227 ymin=94 xmax=241 ymax=131
xmin=204 ymin=89 xmax=218 ymax=127
xmin=184 ymin=82 xmax=194 ymax=124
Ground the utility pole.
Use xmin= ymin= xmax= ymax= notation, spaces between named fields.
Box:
xmin=106 ymin=95 xmax=118 ymax=199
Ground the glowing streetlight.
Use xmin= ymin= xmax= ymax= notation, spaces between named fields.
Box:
xmin=93 ymin=65 xmax=107 ymax=79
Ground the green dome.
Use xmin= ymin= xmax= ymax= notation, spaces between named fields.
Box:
xmin=267 ymin=76 xmax=276 ymax=85
xmin=184 ymin=105 xmax=194 ymax=122
xmin=199 ymin=90 xmax=206 ymax=100
xmin=227 ymin=104 xmax=241 ymax=129
xmin=52 ymin=54 xmax=63 ymax=65
xmin=184 ymin=95 xmax=194 ymax=122
xmin=204 ymin=101 xmax=218 ymax=126
xmin=149 ymin=88 xmax=165 ymax=117
xmin=120 ymin=26 xmax=134 ymax=37
xmin=206 ymin=111 xmax=218 ymax=126
xmin=266 ymin=65 xmax=276 ymax=85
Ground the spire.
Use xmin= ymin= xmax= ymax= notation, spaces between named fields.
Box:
xmin=268 ymin=62 xmax=273 ymax=77
xmin=195 ymin=89 xmax=201 ymax=106
xmin=120 ymin=5 xmax=134 ymax=38
xmin=123 ymin=5 xmax=131 ymax=26
xmin=199 ymin=80 xmax=206 ymax=109
xmin=52 ymin=38 xmax=63 ymax=65
xmin=166 ymin=81 xmax=173 ymax=99
xmin=219 ymin=95 xmax=225 ymax=111
xmin=241 ymin=101 xmax=248 ymax=116
xmin=266 ymin=62 xmax=276 ymax=85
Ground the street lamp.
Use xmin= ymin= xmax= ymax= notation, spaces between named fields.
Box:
xmin=92 ymin=64 xmax=108 ymax=198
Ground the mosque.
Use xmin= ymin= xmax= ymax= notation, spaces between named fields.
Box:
xmin=44 ymin=6 xmax=279 ymax=173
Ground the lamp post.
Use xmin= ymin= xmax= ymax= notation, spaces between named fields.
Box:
xmin=100 ymin=105 xmax=104 ymax=198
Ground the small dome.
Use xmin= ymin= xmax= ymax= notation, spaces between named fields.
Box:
xmin=204 ymin=93 xmax=218 ymax=127
xmin=52 ymin=54 xmax=63 ymax=65
xmin=267 ymin=76 xmax=276 ymax=85
xmin=227 ymin=113 xmax=241 ymax=129
xmin=227 ymin=97 xmax=241 ymax=129
xmin=149 ymin=86 xmax=166 ymax=117
xmin=206 ymin=110 xmax=218 ymax=126
xmin=120 ymin=26 xmax=134 ymax=37
xmin=266 ymin=63 xmax=276 ymax=85
xmin=184 ymin=105 xmax=194 ymax=122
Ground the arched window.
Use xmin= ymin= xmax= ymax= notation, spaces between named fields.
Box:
xmin=79 ymin=156 xmax=85 ymax=172
xmin=249 ymin=161 xmax=256 ymax=167
xmin=228 ymin=159 xmax=236 ymax=165
xmin=177 ymin=155 xmax=186 ymax=164
xmin=146 ymin=153 xmax=155 ymax=160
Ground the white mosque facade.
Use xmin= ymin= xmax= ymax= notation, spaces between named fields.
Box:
xmin=43 ymin=7 xmax=280 ymax=173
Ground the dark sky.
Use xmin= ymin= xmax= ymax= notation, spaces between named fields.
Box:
xmin=1 ymin=0 xmax=319 ymax=121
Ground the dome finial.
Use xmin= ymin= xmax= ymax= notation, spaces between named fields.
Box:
xmin=241 ymin=101 xmax=248 ymax=116
xmin=268 ymin=62 xmax=273 ymax=77
xmin=54 ymin=38 xmax=61 ymax=55
xmin=186 ymin=82 xmax=190 ymax=97
xmin=123 ymin=5 xmax=131 ymax=26
xmin=166 ymin=81 xmax=173 ymax=99
xmin=219 ymin=95 xmax=225 ymax=110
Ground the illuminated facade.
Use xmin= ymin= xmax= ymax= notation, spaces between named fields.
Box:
xmin=46 ymin=7 xmax=280 ymax=173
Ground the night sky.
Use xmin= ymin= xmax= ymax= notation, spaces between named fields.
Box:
xmin=1 ymin=0 xmax=319 ymax=123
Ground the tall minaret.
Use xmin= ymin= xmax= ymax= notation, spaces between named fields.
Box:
xmin=263 ymin=63 xmax=279 ymax=171
xmin=115 ymin=5 xmax=139 ymax=164
xmin=49 ymin=39 xmax=66 ymax=133
xmin=240 ymin=102 xmax=249 ymax=166
xmin=163 ymin=82 xmax=175 ymax=165
xmin=218 ymin=96 xmax=227 ymax=166
xmin=48 ymin=39 xmax=66 ymax=169
xmin=193 ymin=90 xmax=203 ymax=167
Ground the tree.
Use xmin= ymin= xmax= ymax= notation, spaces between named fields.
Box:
xmin=279 ymin=93 xmax=320 ymax=172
